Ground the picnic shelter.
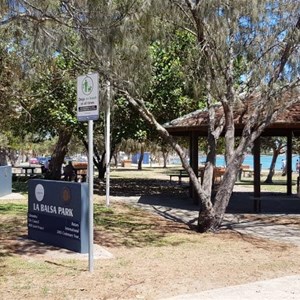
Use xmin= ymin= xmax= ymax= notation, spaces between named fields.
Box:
xmin=164 ymin=92 xmax=300 ymax=211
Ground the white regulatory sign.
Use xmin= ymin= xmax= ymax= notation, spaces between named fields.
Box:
xmin=77 ymin=73 xmax=99 ymax=121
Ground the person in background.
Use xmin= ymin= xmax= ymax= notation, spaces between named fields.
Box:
xmin=41 ymin=158 xmax=51 ymax=174
xmin=63 ymin=161 xmax=76 ymax=181
xmin=296 ymin=159 xmax=300 ymax=173
xmin=44 ymin=158 xmax=50 ymax=171
xmin=281 ymin=159 xmax=286 ymax=176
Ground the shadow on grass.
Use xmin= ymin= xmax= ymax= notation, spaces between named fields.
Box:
xmin=0 ymin=203 xmax=78 ymax=257
xmin=3 ymin=176 xmax=299 ymax=257
xmin=95 ymin=178 xmax=188 ymax=197
xmin=12 ymin=181 xmax=29 ymax=194
xmin=0 ymin=200 xmax=190 ymax=258
xmin=0 ymin=204 xmax=38 ymax=258
xmin=93 ymin=202 xmax=190 ymax=248
xmin=236 ymin=179 xmax=297 ymax=186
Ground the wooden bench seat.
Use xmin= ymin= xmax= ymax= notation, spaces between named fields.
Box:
xmin=238 ymin=165 xmax=254 ymax=180
xmin=213 ymin=167 xmax=226 ymax=182
xmin=169 ymin=170 xmax=189 ymax=184
xmin=169 ymin=166 xmax=229 ymax=185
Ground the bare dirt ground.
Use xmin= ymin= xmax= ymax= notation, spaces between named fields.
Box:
xmin=1 ymin=168 xmax=300 ymax=299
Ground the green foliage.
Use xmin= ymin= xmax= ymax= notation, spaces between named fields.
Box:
xmin=14 ymin=44 xmax=86 ymax=140
xmin=110 ymin=29 xmax=205 ymax=154
xmin=148 ymin=30 xmax=200 ymax=124
xmin=1 ymin=2 xmax=205 ymax=162
xmin=261 ymin=137 xmax=286 ymax=154
xmin=0 ymin=41 xmax=22 ymax=129
xmin=293 ymin=138 xmax=300 ymax=155
xmin=112 ymin=96 xmax=149 ymax=146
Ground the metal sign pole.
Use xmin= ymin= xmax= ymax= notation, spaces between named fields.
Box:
xmin=105 ymin=80 xmax=111 ymax=206
xmin=77 ymin=72 xmax=98 ymax=272
xmin=88 ymin=120 xmax=94 ymax=272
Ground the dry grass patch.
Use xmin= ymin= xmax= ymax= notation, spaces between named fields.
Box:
xmin=1 ymin=168 xmax=300 ymax=299
xmin=1 ymin=197 xmax=300 ymax=299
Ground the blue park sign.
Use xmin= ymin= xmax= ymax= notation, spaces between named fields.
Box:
xmin=28 ymin=180 xmax=89 ymax=253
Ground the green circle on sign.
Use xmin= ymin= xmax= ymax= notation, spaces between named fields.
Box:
xmin=81 ymin=76 xmax=94 ymax=95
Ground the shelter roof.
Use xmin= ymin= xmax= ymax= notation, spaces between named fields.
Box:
xmin=165 ymin=90 xmax=300 ymax=137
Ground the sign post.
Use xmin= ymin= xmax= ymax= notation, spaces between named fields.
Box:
xmin=77 ymin=72 xmax=99 ymax=272
xmin=105 ymin=79 xmax=111 ymax=206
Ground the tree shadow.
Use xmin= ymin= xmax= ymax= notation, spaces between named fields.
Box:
xmin=93 ymin=202 xmax=191 ymax=248
xmin=95 ymin=178 xmax=188 ymax=197
xmin=227 ymin=192 xmax=300 ymax=214
xmin=0 ymin=235 xmax=68 ymax=258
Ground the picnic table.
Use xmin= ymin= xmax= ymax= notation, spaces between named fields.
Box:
xmin=237 ymin=165 xmax=254 ymax=181
xmin=169 ymin=166 xmax=226 ymax=185
xmin=72 ymin=162 xmax=88 ymax=182
xmin=12 ymin=165 xmax=42 ymax=177
xmin=169 ymin=169 xmax=189 ymax=184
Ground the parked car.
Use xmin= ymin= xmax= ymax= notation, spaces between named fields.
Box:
xmin=77 ymin=156 xmax=88 ymax=162
xmin=29 ymin=157 xmax=39 ymax=165
xmin=64 ymin=156 xmax=76 ymax=164
xmin=37 ymin=156 xmax=51 ymax=166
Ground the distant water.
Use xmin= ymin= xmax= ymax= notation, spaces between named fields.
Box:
xmin=169 ymin=154 xmax=300 ymax=171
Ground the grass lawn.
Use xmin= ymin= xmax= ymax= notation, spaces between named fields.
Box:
xmin=1 ymin=166 xmax=299 ymax=299
xmin=236 ymin=170 xmax=299 ymax=193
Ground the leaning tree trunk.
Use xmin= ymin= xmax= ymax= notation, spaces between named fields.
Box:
xmin=46 ymin=128 xmax=73 ymax=180
xmin=264 ymin=149 xmax=280 ymax=183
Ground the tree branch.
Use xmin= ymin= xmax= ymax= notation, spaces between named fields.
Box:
xmin=269 ymin=16 xmax=300 ymax=86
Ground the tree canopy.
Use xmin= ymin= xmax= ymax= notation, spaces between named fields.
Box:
xmin=1 ymin=0 xmax=300 ymax=232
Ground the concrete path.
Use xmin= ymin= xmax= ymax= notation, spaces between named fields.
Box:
xmin=128 ymin=191 xmax=300 ymax=300
xmin=164 ymin=275 xmax=300 ymax=300
xmin=225 ymin=215 xmax=300 ymax=246
xmin=0 ymin=192 xmax=26 ymax=200
xmin=123 ymin=189 xmax=300 ymax=247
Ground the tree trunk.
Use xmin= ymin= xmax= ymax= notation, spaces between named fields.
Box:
xmin=0 ymin=148 xmax=7 ymax=165
xmin=198 ymin=172 xmax=238 ymax=231
xmin=198 ymin=151 xmax=246 ymax=232
xmin=46 ymin=129 xmax=73 ymax=180
xmin=197 ymin=194 xmax=216 ymax=232
xmin=138 ymin=145 xmax=144 ymax=170
xmin=94 ymin=149 xmax=115 ymax=180
xmin=113 ymin=153 xmax=118 ymax=168
xmin=82 ymin=139 xmax=106 ymax=180
xmin=97 ymin=152 xmax=106 ymax=180
xmin=264 ymin=149 xmax=280 ymax=183
xmin=121 ymin=89 xmax=265 ymax=233
xmin=7 ymin=149 xmax=18 ymax=166
xmin=162 ymin=150 xmax=168 ymax=168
